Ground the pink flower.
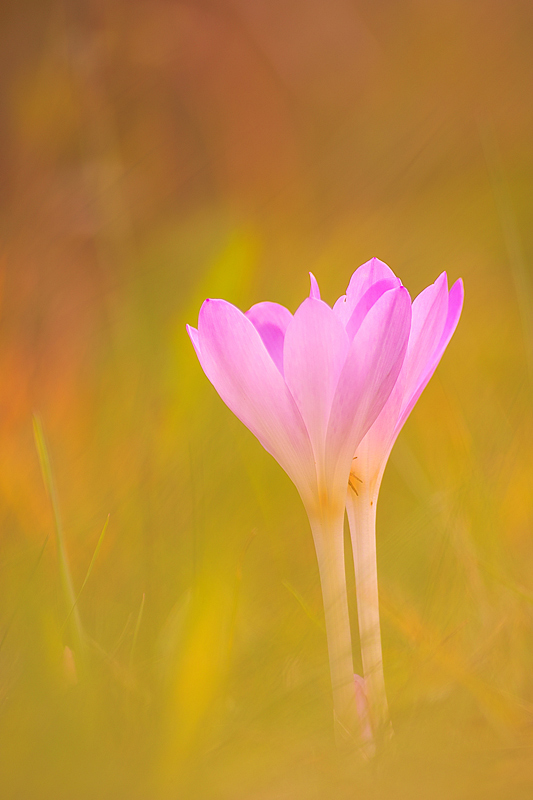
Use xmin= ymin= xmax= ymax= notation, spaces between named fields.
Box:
xmin=186 ymin=265 xmax=411 ymax=518
xmin=186 ymin=256 xmax=462 ymax=745
xmin=187 ymin=260 xmax=411 ymax=742
xmin=344 ymin=259 xmax=463 ymax=741
xmin=348 ymin=259 xmax=464 ymax=496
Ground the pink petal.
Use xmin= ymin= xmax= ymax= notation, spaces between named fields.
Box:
xmin=309 ymin=272 xmax=321 ymax=299
xmin=355 ymin=274 xmax=447 ymax=467
xmin=345 ymin=279 xmax=400 ymax=340
xmin=356 ymin=276 xmax=464 ymax=484
xmin=332 ymin=294 xmax=350 ymax=325
xmin=326 ymin=287 xmax=412 ymax=492
xmin=194 ymin=299 xmax=315 ymax=498
xmin=334 ymin=258 xmax=400 ymax=328
xmin=346 ymin=258 xmax=399 ymax=308
xmin=246 ymin=301 xmax=293 ymax=375
xmin=438 ymin=278 xmax=464 ymax=353
xmin=187 ymin=324 xmax=201 ymax=359
xmin=283 ymin=298 xmax=350 ymax=466
xmin=400 ymin=272 xmax=449 ymax=398
xmin=396 ymin=277 xmax=463 ymax=431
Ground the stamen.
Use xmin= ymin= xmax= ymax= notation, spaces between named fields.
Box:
xmin=348 ymin=475 xmax=360 ymax=495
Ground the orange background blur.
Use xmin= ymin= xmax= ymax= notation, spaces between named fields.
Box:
xmin=0 ymin=2 xmax=532 ymax=798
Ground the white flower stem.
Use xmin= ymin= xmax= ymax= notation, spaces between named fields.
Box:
xmin=346 ymin=480 xmax=390 ymax=739
xmin=308 ymin=509 xmax=358 ymax=745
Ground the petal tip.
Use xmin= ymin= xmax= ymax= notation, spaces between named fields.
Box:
xmin=200 ymin=297 xmax=228 ymax=315
xmin=435 ymin=271 xmax=448 ymax=290
xmin=398 ymin=284 xmax=412 ymax=304
xmin=453 ymin=276 xmax=465 ymax=294
xmin=186 ymin=324 xmax=201 ymax=357
xmin=448 ymin=277 xmax=465 ymax=309
xmin=309 ymin=272 xmax=321 ymax=300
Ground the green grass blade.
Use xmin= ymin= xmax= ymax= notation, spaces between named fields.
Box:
xmin=282 ymin=580 xmax=325 ymax=632
xmin=33 ymin=414 xmax=84 ymax=653
xmin=129 ymin=593 xmax=146 ymax=670
xmin=63 ymin=514 xmax=110 ymax=630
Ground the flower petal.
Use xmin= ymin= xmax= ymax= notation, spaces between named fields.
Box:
xmin=326 ymin=287 xmax=411 ymax=493
xmin=346 ymin=258 xmax=399 ymax=307
xmin=355 ymin=276 xmax=464 ymax=485
xmin=438 ymin=278 xmax=464 ymax=354
xmin=186 ymin=324 xmax=201 ymax=359
xmin=309 ymin=272 xmax=321 ymax=299
xmin=345 ymin=279 xmax=400 ymax=340
xmin=334 ymin=258 xmax=400 ymax=327
xmin=400 ymin=272 xmax=449 ymax=398
xmin=354 ymin=274 xmax=447 ymax=471
xmin=246 ymin=301 xmax=293 ymax=375
xmin=397 ymin=277 xmax=464 ymax=431
xmin=332 ymin=294 xmax=350 ymax=324
xmin=194 ymin=299 xmax=315 ymax=498
xmin=283 ymin=297 xmax=350 ymax=467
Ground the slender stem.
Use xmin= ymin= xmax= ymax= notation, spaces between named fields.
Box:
xmin=308 ymin=509 xmax=358 ymax=745
xmin=33 ymin=415 xmax=85 ymax=657
xmin=346 ymin=480 xmax=390 ymax=739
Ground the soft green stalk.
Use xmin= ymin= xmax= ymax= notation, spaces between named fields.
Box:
xmin=129 ymin=592 xmax=146 ymax=670
xmin=33 ymin=414 xmax=84 ymax=655
xmin=64 ymin=514 xmax=109 ymax=630
xmin=346 ymin=477 xmax=390 ymax=739
xmin=308 ymin=506 xmax=358 ymax=745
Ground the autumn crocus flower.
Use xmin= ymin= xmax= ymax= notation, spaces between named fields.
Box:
xmin=344 ymin=260 xmax=464 ymax=740
xmin=187 ymin=266 xmax=412 ymax=741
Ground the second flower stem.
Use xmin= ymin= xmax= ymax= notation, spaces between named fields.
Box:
xmin=346 ymin=480 xmax=390 ymax=739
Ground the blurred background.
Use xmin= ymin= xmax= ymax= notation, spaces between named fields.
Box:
xmin=0 ymin=0 xmax=532 ymax=797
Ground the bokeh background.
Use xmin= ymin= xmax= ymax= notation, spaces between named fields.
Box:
xmin=0 ymin=1 xmax=532 ymax=797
